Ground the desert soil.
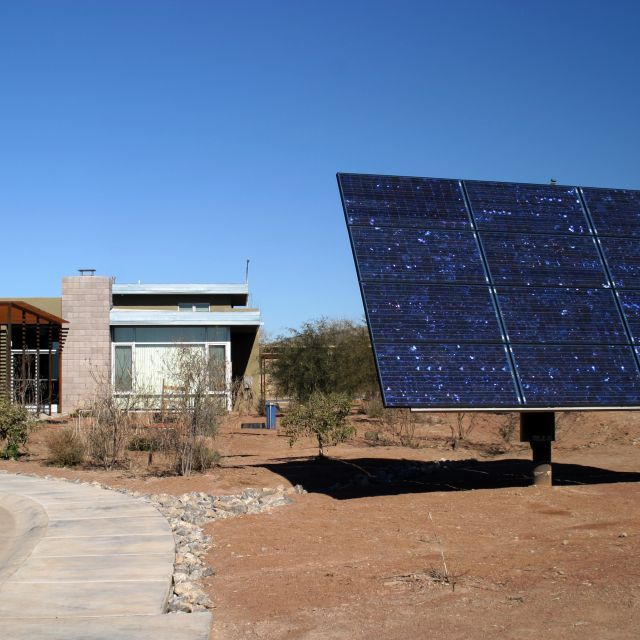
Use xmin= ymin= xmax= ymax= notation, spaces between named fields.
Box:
xmin=2 ymin=410 xmax=640 ymax=639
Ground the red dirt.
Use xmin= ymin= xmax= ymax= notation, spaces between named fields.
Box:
xmin=2 ymin=411 xmax=640 ymax=639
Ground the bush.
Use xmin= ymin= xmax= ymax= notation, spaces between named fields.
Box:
xmin=382 ymin=408 xmax=418 ymax=447
xmin=283 ymin=392 xmax=354 ymax=457
xmin=46 ymin=428 xmax=85 ymax=466
xmin=127 ymin=434 xmax=162 ymax=451
xmin=190 ymin=439 xmax=221 ymax=472
xmin=0 ymin=397 xmax=32 ymax=459
xmin=363 ymin=395 xmax=384 ymax=419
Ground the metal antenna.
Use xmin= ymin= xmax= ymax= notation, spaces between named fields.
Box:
xmin=245 ymin=259 xmax=250 ymax=284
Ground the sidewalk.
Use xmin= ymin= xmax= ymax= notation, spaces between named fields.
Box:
xmin=0 ymin=472 xmax=211 ymax=640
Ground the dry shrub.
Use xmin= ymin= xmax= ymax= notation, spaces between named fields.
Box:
xmin=450 ymin=413 xmax=477 ymax=449
xmin=190 ymin=439 xmax=221 ymax=472
xmin=363 ymin=395 xmax=384 ymax=419
xmin=382 ymin=408 xmax=418 ymax=447
xmin=46 ymin=428 xmax=85 ymax=466
xmin=498 ymin=413 xmax=519 ymax=445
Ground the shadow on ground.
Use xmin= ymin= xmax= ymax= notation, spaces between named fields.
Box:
xmin=259 ymin=457 xmax=640 ymax=499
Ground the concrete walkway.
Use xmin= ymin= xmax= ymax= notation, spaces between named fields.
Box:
xmin=0 ymin=472 xmax=211 ymax=640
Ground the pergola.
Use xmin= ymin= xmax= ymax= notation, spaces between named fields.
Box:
xmin=0 ymin=301 xmax=68 ymax=415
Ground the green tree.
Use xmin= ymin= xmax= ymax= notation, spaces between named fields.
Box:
xmin=270 ymin=318 xmax=378 ymax=401
xmin=282 ymin=392 xmax=354 ymax=457
xmin=0 ymin=397 xmax=32 ymax=460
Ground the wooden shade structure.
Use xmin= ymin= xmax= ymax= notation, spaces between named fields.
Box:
xmin=0 ymin=301 xmax=68 ymax=414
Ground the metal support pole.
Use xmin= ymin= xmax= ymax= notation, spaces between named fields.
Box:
xmin=36 ymin=319 xmax=41 ymax=414
xmin=520 ymin=412 xmax=555 ymax=487
xmin=7 ymin=305 xmax=12 ymax=402
xmin=21 ymin=310 xmax=26 ymax=405
xmin=48 ymin=323 xmax=53 ymax=416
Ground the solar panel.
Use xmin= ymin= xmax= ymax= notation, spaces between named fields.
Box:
xmin=339 ymin=172 xmax=640 ymax=410
xmin=512 ymin=345 xmax=640 ymax=407
xmin=582 ymin=188 xmax=640 ymax=237
xmin=496 ymin=287 xmax=626 ymax=344
xmin=375 ymin=342 xmax=519 ymax=407
xmin=465 ymin=181 xmax=589 ymax=235
xmin=362 ymin=282 xmax=502 ymax=343
xmin=596 ymin=237 xmax=640 ymax=288
xmin=340 ymin=174 xmax=470 ymax=229
xmin=349 ymin=227 xmax=487 ymax=283
xmin=481 ymin=233 xmax=605 ymax=287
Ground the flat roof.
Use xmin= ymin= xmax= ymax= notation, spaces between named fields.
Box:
xmin=112 ymin=283 xmax=249 ymax=295
xmin=110 ymin=309 xmax=262 ymax=327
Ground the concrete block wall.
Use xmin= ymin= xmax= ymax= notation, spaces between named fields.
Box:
xmin=61 ymin=276 xmax=112 ymax=413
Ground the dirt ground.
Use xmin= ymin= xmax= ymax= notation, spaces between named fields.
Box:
xmin=2 ymin=410 xmax=640 ymax=639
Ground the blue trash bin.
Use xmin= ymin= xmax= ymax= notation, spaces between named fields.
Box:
xmin=265 ymin=403 xmax=277 ymax=430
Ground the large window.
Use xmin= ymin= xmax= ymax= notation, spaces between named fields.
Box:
xmin=111 ymin=326 xmax=231 ymax=408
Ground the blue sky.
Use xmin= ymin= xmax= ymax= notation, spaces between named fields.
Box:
xmin=2 ymin=0 xmax=639 ymax=336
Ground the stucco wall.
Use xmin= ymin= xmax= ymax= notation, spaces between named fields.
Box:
xmin=61 ymin=276 xmax=112 ymax=413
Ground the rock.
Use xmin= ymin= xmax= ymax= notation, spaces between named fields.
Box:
xmin=173 ymin=572 xmax=189 ymax=583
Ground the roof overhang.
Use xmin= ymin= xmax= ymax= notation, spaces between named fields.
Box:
xmin=112 ymin=283 xmax=249 ymax=296
xmin=110 ymin=310 xmax=262 ymax=327
xmin=0 ymin=301 xmax=67 ymax=325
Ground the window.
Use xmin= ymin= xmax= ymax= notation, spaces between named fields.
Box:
xmin=208 ymin=345 xmax=226 ymax=392
xmin=114 ymin=345 xmax=133 ymax=392
xmin=178 ymin=303 xmax=210 ymax=312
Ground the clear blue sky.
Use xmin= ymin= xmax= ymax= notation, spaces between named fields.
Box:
xmin=2 ymin=0 xmax=639 ymax=336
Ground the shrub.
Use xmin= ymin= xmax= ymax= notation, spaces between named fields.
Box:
xmin=127 ymin=434 xmax=162 ymax=451
xmin=162 ymin=346 xmax=225 ymax=476
xmin=382 ymin=408 xmax=418 ymax=447
xmin=0 ymin=397 xmax=32 ymax=459
xmin=363 ymin=395 xmax=384 ymax=419
xmin=46 ymin=428 xmax=85 ymax=466
xmin=498 ymin=413 xmax=519 ymax=444
xmin=190 ymin=439 xmax=221 ymax=472
xmin=283 ymin=392 xmax=354 ymax=457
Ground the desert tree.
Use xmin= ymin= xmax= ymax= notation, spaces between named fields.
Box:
xmin=269 ymin=318 xmax=378 ymax=402
xmin=282 ymin=391 xmax=354 ymax=457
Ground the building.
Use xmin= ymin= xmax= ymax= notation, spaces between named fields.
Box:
xmin=0 ymin=273 xmax=261 ymax=414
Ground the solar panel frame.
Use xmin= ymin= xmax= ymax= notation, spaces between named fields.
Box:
xmin=338 ymin=172 xmax=640 ymax=411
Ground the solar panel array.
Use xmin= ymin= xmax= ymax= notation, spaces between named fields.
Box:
xmin=338 ymin=173 xmax=640 ymax=409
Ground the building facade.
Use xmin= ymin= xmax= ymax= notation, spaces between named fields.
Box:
xmin=1 ymin=274 xmax=261 ymax=414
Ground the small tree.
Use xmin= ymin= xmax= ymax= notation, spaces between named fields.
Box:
xmin=162 ymin=345 xmax=225 ymax=476
xmin=0 ymin=397 xmax=32 ymax=459
xmin=283 ymin=392 xmax=354 ymax=457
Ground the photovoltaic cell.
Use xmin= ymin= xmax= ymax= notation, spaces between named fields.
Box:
xmin=597 ymin=236 xmax=640 ymax=288
xmin=481 ymin=233 xmax=606 ymax=287
xmin=349 ymin=227 xmax=486 ymax=284
xmin=496 ymin=287 xmax=626 ymax=344
xmin=512 ymin=345 xmax=640 ymax=407
xmin=465 ymin=181 xmax=588 ymax=235
xmin=582 ymin=188 xmax=640 ymax=237
xmin=340 ymin=173 xmax=470 ymax=230
xmin=362 ymin=283 xmax=502 ymax=343
xmin=338 ymin=172 xmax=640 ymax=409
xmin=375 ymin=343 xmax=518 ymax=407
